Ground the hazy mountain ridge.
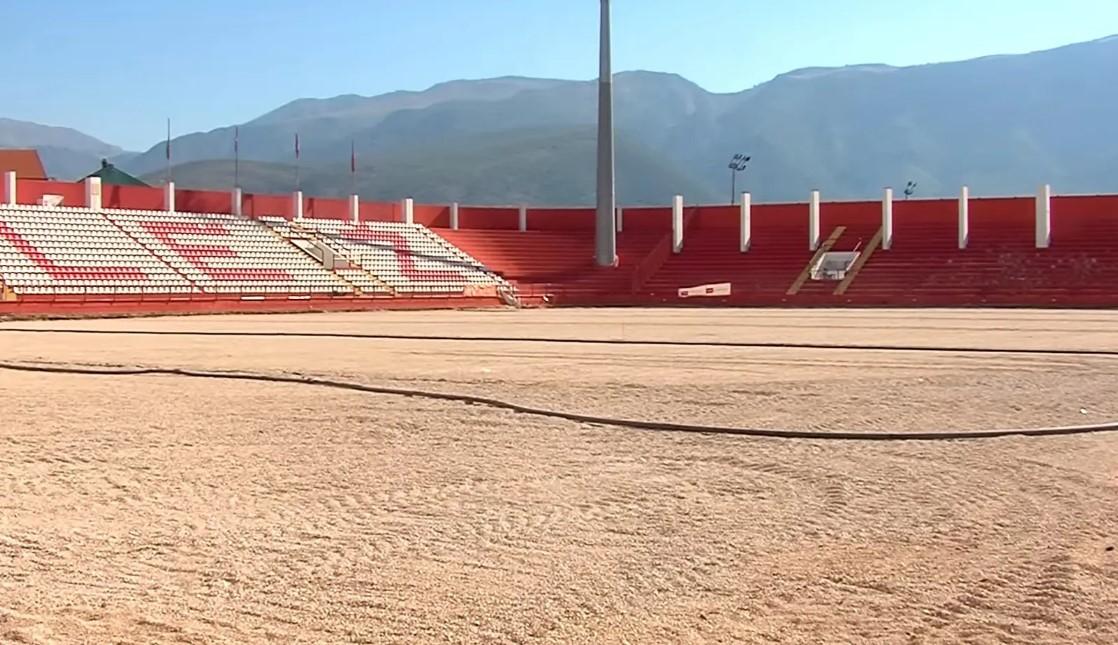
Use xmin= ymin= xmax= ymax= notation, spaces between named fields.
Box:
xmin=147 ymin=126 xmax=717 ymax=206
xmin=6 ymin=34 xmax=1117 ymax=202
xmin=0 ymin=118 xmax=130 ymax=179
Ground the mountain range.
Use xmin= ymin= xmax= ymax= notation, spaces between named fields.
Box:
xmin=3 ymin=34 xmax=1116 ymax=204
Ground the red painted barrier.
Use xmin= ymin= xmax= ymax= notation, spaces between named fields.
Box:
xmin=459 ymin=206 xmax=519 ymax=230
xmin=969 ymin=196 xmax=1033 ymax=245
xmin=620 ymin=207 xmax=672 ymax=233
xmin=305 ymin=196 xmax=349 ymax=220
xmin=1053 ymin=195 xmax=1118 ymax=241
xmin=104 ymin=184 xmax=165 ymax=210
xmin=15 ymin=179 xmax=85 ymax=207
xmin=752 ymin=203 xmax=810 ymax=240
xmin=177 ymin=188 xmax=233 ymax=214
xmin=529 ymin=208 xmax=594 ymax=231
xmin=359 ymin=201 xmax=400 ymax=222
xmin=243 ymin=193 xmax=292 ymax=219
xmin=892 ymin=198 xmax=956 ymax=225
xmin=820 ymin=200 xmax=880 ymax=230
xmin=413 ymin=204 xmax=449 ymax=227
xmin=692 ymin=205 xmax=737 ymax=229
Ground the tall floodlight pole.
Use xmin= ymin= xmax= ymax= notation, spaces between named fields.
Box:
xmin=595 ymin=0 xmax=617 ymax=267
xmin=728 ymin=153 xmax=751 ymax=204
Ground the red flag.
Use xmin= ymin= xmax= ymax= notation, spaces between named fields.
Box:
xmin=294 ymin=133 xmax=300 ymax=160
xmin=350 ymin=140 xmax=356 ymax=174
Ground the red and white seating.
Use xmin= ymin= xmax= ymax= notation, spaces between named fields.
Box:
xmin=260 ymin=217 xmax=392 ymax=296
xmin=107 ymin=210 xmax=354 ymax=295
xmin=0 ymin=206 xmax=195 ymax=295
xmin=270 ymin=219 xmax=511 ymax=294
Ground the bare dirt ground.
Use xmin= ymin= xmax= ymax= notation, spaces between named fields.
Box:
xmin=1 ymin=308 xmax=1117 ymax=644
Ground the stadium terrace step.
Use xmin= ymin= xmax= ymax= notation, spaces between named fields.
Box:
xmin=435 ymin=228 xmax=663 ymax=299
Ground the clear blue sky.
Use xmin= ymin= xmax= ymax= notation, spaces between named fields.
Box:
xmin=5 ymin=0 xmax=1116 ymax=151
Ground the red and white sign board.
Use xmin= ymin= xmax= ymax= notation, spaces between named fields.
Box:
xmin=678 ymin=282 xmax=731 ymax=298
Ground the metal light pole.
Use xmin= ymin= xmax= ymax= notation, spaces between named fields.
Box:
xmin=595 ymin=0 xmax=617 ymax=267
xmin=728 ymin=153 xmax=750 ymax=204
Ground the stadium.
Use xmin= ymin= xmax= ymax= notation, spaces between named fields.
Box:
xmin=3 ymin=3 xmax=1118 ymax=644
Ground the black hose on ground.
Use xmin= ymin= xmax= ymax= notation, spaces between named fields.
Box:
xmin=2 ymin=361 xmax=1116 ymax=442
xmin=0 ymin=326 xmax=1117 ymax=357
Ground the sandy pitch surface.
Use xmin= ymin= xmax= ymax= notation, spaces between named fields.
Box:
xmin=1 ymin=308 xmax=1117 ymax=643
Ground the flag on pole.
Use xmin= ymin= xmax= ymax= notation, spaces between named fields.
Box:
xmin=234 ymin=126 xmax=239 ymax=155
xmin=295 ymin=133 xmax=300 ymax=160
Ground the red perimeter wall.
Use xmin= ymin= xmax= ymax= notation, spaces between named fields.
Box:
xmin=1052 ymin=195 xmax=1118 ymax=240
xmin=969 ymin=197 xmax=1034 ymax=245
xmin=304 ymin=196 xmax=349 ymax=220
xmin=14 ymin=179 xmax=85 ymax=207
xmin=105 ymin=185 xmax=165 ymax=210
xmin=414 ymin=204 xmax=450 ymax=228
xmin=529 ymin=208 xmax=593 ymax=231
xmin=621 ymin=207 xmax=673 ymax=233
xmin=458 ymin=206 xmax=520 ymax=230
xmin=177 ymin=189 xmax=232 ymax=214
xmin=243 ymin=193 xmax=293 ymax=219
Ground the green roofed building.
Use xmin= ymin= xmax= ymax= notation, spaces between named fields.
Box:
xmin=81 ymin=159 xmax=149 ymax=187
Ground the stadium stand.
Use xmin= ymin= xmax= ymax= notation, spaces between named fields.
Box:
xmin=639 ymin=206 xmax=810 ymax=302
xmin=268 ymin=218 xmax=512 ymax=295
xmin=0 ymin=206 xmax=194 ymax=295
xmin=847 ymin=198 xmax=1118 ymax=306
xmin=106 ymin=210 xmax=354 ymax=295
xmin=2 ymin=175 xmax=1117 ymax=314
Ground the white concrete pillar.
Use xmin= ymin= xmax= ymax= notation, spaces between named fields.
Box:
xmin=84 ymin=177 xmax=103 ymax=210
xmin=740 ymin=192 xmax=752 ymax=252
xmin=809 ymin=189 xmax=821 ymax=251
xmin=402 ymin=197 xmax=414 ymax=225
xmin=2 ymin=171 xmax=15 ymax=205
xmin=450 ymin=202 xmax=460 ymax=230
xmin=616 ymin=207 xmax=624 ymax=233
xmin=164 ymin=181 xmax=175 ymax=212
xmin=293 ymin=190 xmax=304 ymax=221
xmin=958 ymin=186 xmax=970 ymax=250
xmin=231 ymin=187 xmax=243 ymax=216
xmin=349 ymin=194 xmax=360 ymax=224
xmin=882 ymin=187 xmax=894 ymax=251
xmin=672 ymin=194 xmax=684 ymax=253
xmin=518 ymin=205 xmax=528 ymax=232
xmin=1036 ymin=183 xmax=1051 ymax=249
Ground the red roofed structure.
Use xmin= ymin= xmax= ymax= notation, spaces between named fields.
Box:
xmin=0 ymin=149 xmax=47 ymax=180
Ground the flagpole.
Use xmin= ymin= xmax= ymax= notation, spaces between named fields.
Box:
xmin=234 ymin=126 xmax=240 ymax=189
xmin=350 ymin=140 xmax=356 ymax=197
xmin=165 ymin=117 xmax=172 ymax=185
xmin=294 ymin=133 xmax=301 ymax=192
